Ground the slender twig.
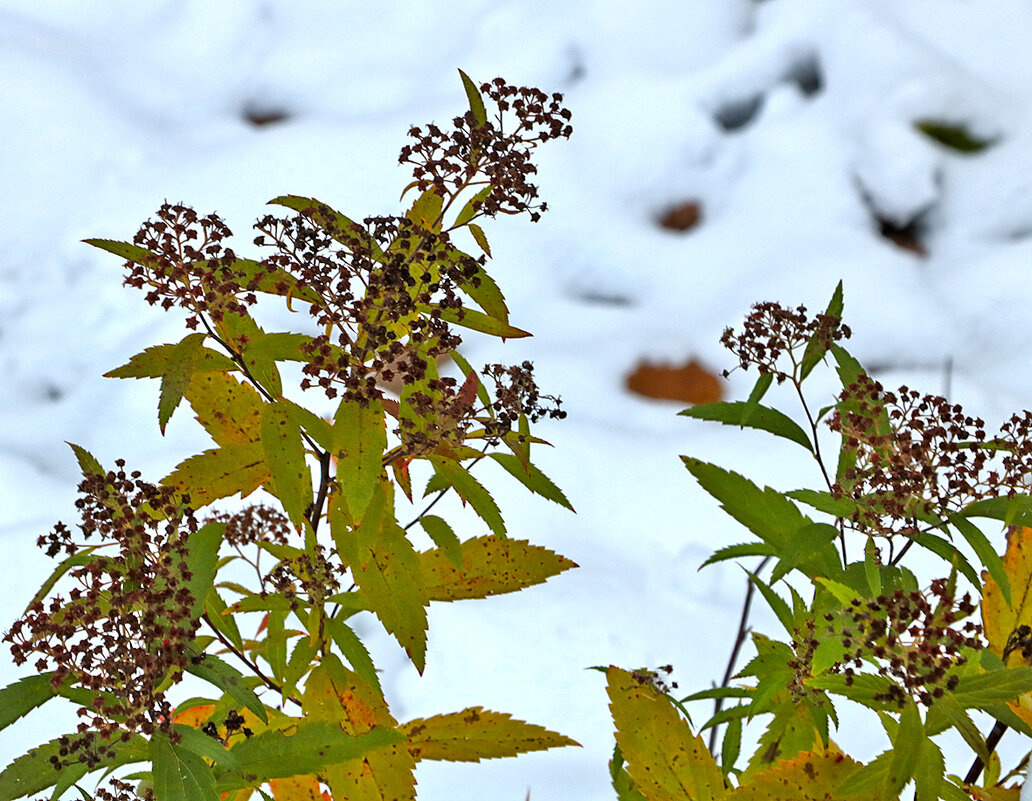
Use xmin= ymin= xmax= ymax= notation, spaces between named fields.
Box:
xmin=964 ymin=721 xmax=1008 ymax=785
xmin=306 ymin=450 xmax=333 ymax=534
xmin=202 ymin=612 xmax=302 ymax=708
xmin=708 ymin=556 xmax=771 ymax=753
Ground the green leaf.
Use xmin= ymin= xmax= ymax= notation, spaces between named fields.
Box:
xmin=747 ymin=571 xmax=794 ymax=634
xmin=680 ymin=401 xmax=813 ymax=453
xmin=453 ymin=186 xmax=492 ymax=229
xmin=456 ymin=257 xmax=508 ymax=321
xmin=489 ymin=453 xmax=574 ymax=511
xmin=683 ymin=458 xmax=831 ymax=578
xmin=908 ymin=529 xmax=980 ymax=587
xmin=83 ymin=238 xmax=152 ymax=264
xmin=409 ymin=189 xmax=445 ymax=232
xmin=785 ymin=489 xmax=858 ymax=518
xmin=0 ymin=674 xmax=59 ymax=733
xmin=721 ymin=717 xmax=742 ymax=775
xmin=172 ymin=724 xmax=243 ymax=773
xmin=217 ymin=721 xmax=402 ymax=792
xmin=156 ymin=333 xmax=208 ymax=434
xmin=217 ymin=315 xmax=283 ymax=396
xmin=105 ymin=343 xmax=236 ymax=380
xmin=420 ymin=535 xmax=576 ymax=601
xmin=740 ymin=372 xmax=773 ymax=429
xmin=951 ymin=666 xmax=1032 ymax=708
xmin=914 ymin=120 xmax=994 ymax=153
xmin=769 ymin=523 xmax=841 ymax=582
xmin=468 ymin=223 xmax=492 ymax=257
xmin=913 ymin=736 xmax=945 ymax=801
xmin=947 ymin=512 xmax=1009 ymax=604
xmin=864 ymin=537 xmax=881 ymax=596
xmin=260 ymin=402 xmax=313 ymax=530
xmin=434 ymin=305 xmax=527 ymax=339
xmin=885 ymin=700 xmax=922 ymax=797
xmin=806 ymin=674 xmax=905 ymax=712
xmin=268 ymin=196 xmax=385 ymax=262
xmin=203 ymin=590 xmax=243 ymax=651
xmin=799 ymin=281 xmax=844 ymax=380
xmin=163 ymin=442 xmax=270 ymax=509
xmin=67 ymin=442 xmax=105 ymax=478
xmin=183 ymin=646 xmax=268 ymax=724
xmin=0 ymin=732 xmax=148 ymax=801
xmin=961 ymin=495 xmax=1032 ymax=528
xmin=23 ymin=544 xmax=103 ymax=615
xmin=333 ymin=398 xmax=386 ymax=522
xmin=923 ymin=693 xmax=988 ymax=762
xmin=458 ymin=69 xmax=487 ymax=126
xmin=418 ymin=514 xmax=464 ymax=569
xmin=324 ymin=616 xmax=382 ymax=697
xmin=428 ymin=456 xmax=506 ymax=536
xmin=183 ymin=522 xmax=225 ymax=623
xmin=151 ymin=730 xmax=218 ymax=801
xmin=333 ymin=484 xmax=428 ymax=671
xmin=699 ymin=542 xmax=777 ymax=568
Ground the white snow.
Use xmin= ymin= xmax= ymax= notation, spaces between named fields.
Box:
xmin=3 ymin=1 xmax=1032 ymax=799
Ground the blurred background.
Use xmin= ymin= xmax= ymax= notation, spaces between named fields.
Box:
xmin=4 ymin=1 xmax=1032 ymax=798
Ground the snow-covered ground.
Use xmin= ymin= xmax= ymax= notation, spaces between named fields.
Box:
xmin=4 ymin=1 xmax=1032 ymax=798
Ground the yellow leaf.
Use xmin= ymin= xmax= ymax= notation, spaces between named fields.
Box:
xmin=732 ymin=750 xmax=886 ymax=801
xmin=331 ymin=484 xmax=428 ymax=671
xmin=982 ymin=527 xmax=1032 ymax=729
xmin=269 ymin=775 xmax=330 ymax=801
xmin=607 ymin=666 xmax=728 ymax=801
xmin=400 ymin=707 xmax=579 ymax=762
xmin=162 ymin=442 xmax=270 ymax=508
xmin=420 ymin=535 xmax=577 ymax=601
xmin=966 ymin=786 xmax=1022 ymax=801
xmin=185 ymin=371 xmax=265 ymax=446
xmin=303 ymin=656 xmax=415 ymax=801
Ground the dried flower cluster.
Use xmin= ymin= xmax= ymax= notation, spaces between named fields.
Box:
xmin=399 ymin=78 xmax=572 ymax=222
xmin=4 ymin=462 xmax=198 ymax=751
xmin=126 ymin=203 xmax=261 ymax=330
xmin=254 ymin=209 xmax=469 ymax=402
xmin=720 ymin=301 xmax=851 ymax=382
xmin=266 ymin=544 xmax=341 ymax=609
xmin=828 ymin=583 xmax=980 ymax=707
xmin=206 ymin=503 xmax=291 ymax=549
xmin=482 ymin=361 xmax=567 ymax=441
xmin=829 ymin=375 xmax=1032 ymax=537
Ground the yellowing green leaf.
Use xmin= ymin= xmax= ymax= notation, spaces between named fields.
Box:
xmin=400 ymin=707 xmax=578 ymax=762
xmin=105 ymin=342 xmax=235 ymax=379
xmin=427 ymin=456 xmax=505 ymax=536
xmin=261 ymin=402 xmax=314 ymax=530
xmin=489 ymin=453 xmax=574 ymax=511
xmin=151 ymin=731 xmax=218 ymax=801
xmin=733 ymin=749 xmax=884 ymax=801
xmin=155 ymin=333 xmax=208 ymax=434
xmin=302 ymin=656 xmax=414 ymax=801
xmin=982 ymin=526 xmax=1032 ymax=663
xmin=434 ymin=305 xmax=527 ymax=339
xmin=333 ymin=485 xmax=428 ymax=671
xmin=334 ymin=398 xmax=386 ymax=522
xmin=420 ymin=535 xmax=576 ymax=601
xmin=468 ymin=223 xmax=491 ymax=257
xmin=162 ymin=442 xmax=269 ymax=508
xmin=185 ymin=371 xmax=265 ymax=446
xmin=216 ymin=314 xmax=283 ymax=396
xmin=607 ymin=666 xmax=727 ymax=801
xmin=268 ymin=775 xmax=327 ymax=801
xmin=458 ymin=69 xmax=487 ymax=127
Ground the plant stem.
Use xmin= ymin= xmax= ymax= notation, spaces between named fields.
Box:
xmin=202 ymin=612 xmax=302 ymax=708
xmin=964 ymin=721 xmax=1008 ymax=785
xmin=708 ymin=556 xmax=770 ymax=753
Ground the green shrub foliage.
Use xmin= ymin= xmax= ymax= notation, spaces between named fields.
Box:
xmin=0 ymin=72 xmax=578 ymax=801
xmin=606 ymin=284 xmax=1032 ymax=801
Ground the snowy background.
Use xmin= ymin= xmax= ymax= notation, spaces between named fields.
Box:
xmin=4 ymin=0 xmax=1032 ymax=798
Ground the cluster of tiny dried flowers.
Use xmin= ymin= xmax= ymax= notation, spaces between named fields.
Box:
xmin=206 ymin=503 xmax=291 ymax=549
xmin=720 ymin=301 xmax=851 ymax=382
xmin=266 ymin=545 xmax=341 ymax=610
xmin=254 ymin=209 xmax=469 ymax=404
xmin=826 ymin=583 xmax=980 ymax=708
xmin=125 ymin=203 xmax=266 ymax=331
xmin=482 ymin=361 xmax=567 ymax=442
xmin=399 ymin=78 xmax=572 ymax=222
xmin=4 ymin=462 xmax=199 ymax=754
xmin=828 ymin=374 xmax=1032 ymax=537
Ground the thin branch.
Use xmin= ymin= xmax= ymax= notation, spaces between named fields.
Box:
xmin=708 ymin=556 xmax=771 ymax=753
xmin=964 ymin=721 xmax=1007 ymax=785
xmin=202 ymin=612 xmax=302 ymax=708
